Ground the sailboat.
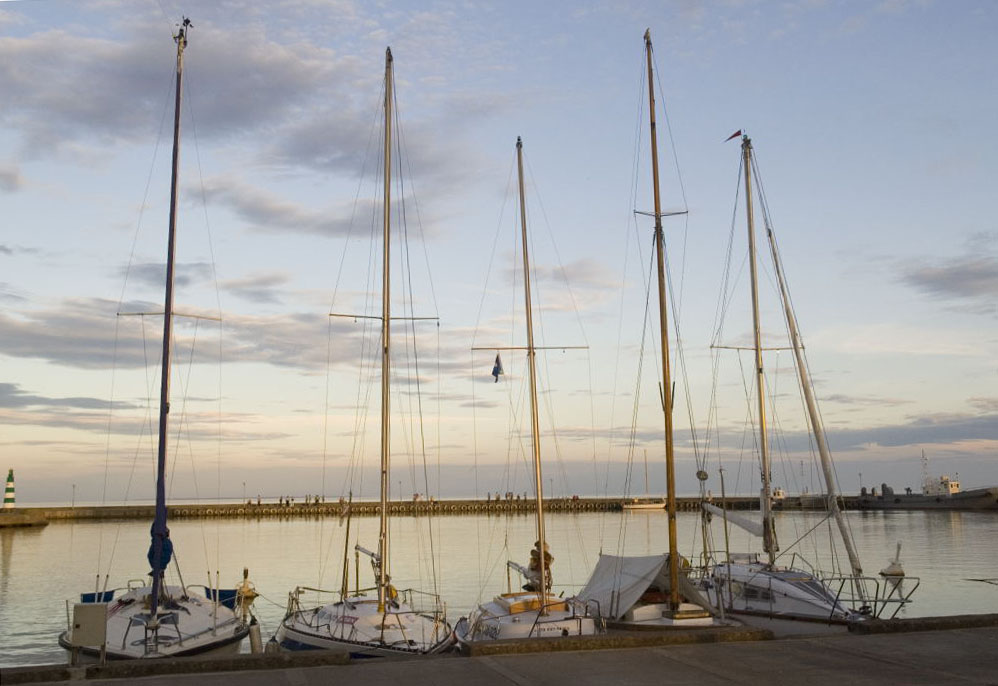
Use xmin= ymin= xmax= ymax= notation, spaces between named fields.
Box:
xmin=700 ymin=133 xmax=916 ymax=632
xmin=274 ymin=47 xmax=453 ymax=658
xmin=455 ymin=138 xmax=599 ymax=645
xmin=622 ymin=451 xmax=667 ymax=510
xmin=575 ymin=30 xmax=715 ymax=629
xmin=58 ymin=19 xmax=254 ymax=660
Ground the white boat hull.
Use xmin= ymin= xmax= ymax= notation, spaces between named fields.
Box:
xmin=702 ymin=561 xmax=866 ymax=636
xmin=59 ymin=585 xmax=249 ymax=660
xmin=457 ymin=592 xmax=598 ymax=644
xmin=276 ymin=597 xmax=453 ymax=658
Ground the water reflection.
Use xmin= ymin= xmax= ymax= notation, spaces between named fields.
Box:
xmin=1 ymin=509 xmax=997 ymax=666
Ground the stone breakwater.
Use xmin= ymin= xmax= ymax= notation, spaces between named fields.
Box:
xmin=11 ymin=495 xmax=852 ymax=521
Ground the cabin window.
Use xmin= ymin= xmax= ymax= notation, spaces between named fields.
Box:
xmin=743 ymin=586 xmax=773 ymax=601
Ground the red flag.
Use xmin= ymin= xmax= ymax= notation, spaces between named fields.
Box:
xmin=724 ymin=130 xmax=742 ymax=142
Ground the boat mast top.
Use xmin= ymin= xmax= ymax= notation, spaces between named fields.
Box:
xmin=378 ymin=46 xmax=393 ymax=614
xmin=741 ymin=134 xmax=778 ymax=565
xmin=149 ymin=16 xmax=191 ymax=626
xmin=516 ymin=137 xmax=549 ymax=612
xmin=643 ymin=28 xmax=681 ymax=611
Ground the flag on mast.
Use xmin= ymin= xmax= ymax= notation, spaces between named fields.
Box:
xmin=491 ymin=353 xmax=504 ymax=383
xmin=724 ymin=129 xmax=742 ymax=142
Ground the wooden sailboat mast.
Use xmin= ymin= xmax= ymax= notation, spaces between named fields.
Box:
xmin=378 ymin=47 xmax=394 ymax=614
xmin=149 ymin=17 xmax=190 ymax=627
xmin=740 ymin=135 xmax=778 ymax=565
xmin=643 ymin=29 xmax=680 ymax=612
xmin=516 ymin=137 xmax=549 ymax=612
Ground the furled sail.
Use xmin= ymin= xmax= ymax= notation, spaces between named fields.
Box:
xmin=703 ymin=502 xmax=764 ymax=538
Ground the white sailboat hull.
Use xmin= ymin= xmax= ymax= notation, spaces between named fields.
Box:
xmin=59 ymin=585 xmax=249 ymax=660
xmin=457 ymin=592 xmax=597 ymax=644
xmin=276 ymin=597 xmax=454 ymax=658
xmin=702 ymin=561 xmax=866 ymax=635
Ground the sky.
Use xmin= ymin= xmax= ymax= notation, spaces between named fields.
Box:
xmin=1 ymin=0 xmax=995 ymax=505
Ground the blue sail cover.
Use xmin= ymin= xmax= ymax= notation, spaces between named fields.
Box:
xmin=147 ymin=531 xmax=174 ymax=574
xmin=203 ymin=588 xmax=240 ymax=611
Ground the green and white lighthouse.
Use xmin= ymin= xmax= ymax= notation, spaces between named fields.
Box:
xmin=4 ymin=469 xmax=14 ymax=509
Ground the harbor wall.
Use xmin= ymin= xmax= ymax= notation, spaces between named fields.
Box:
xmin=7 ymin=495 xmax=845 ymax=521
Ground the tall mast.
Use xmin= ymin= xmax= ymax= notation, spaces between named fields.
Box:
xmin=741 ymin=135 xmax=778 ymax=565
xmin=763 ymin=203 xmax=865 ymax=584
xmin=516 ymin=137 xmax=548 ymax=610
xmin=377 ymin=47 xmax=393 ymax=614
xmin=149 ymin=17 xmax=190 ymax=627
xmin=643 ymin=29 xmax=680 ymax=611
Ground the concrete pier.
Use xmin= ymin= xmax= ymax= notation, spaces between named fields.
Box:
xmin=0 ymin=510 xmax=48 ymax=528
xmin=4 ymin=622 xmax=997 ymax=685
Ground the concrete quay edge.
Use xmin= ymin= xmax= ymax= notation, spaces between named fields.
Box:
xmin=0 ymin=649 xmax=349 ymax=685
xmin=459 ymin=625 xmax=772 ymax=656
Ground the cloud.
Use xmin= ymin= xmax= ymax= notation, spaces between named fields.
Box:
xmin=822 ymin=323 xmax=984 ymax=357
xmin=0 ymin=12 xmax=484 ymax=187
xmin=199 ymin=176 xmax=368 ymax=237
xmin=0 ymin=244 xmax=39 ymax=257
xmin=0 ymin=282 xmax=26 ymax=303
xmin=728 ymin=411 xmax=998 ymax=454
xmin=0 ymin=292 xmax=475 ymax=393
xmin=901 ymin=256 xmax=998 ymax=299
xmin=822 ymin=393 xmax=913 ymax=407
xmin=968 ymin=397 xmax=998 ymax=413
xmin=265 ymin=101 xmax=480 ymax=185
xmin=0 ymin=20 xmax=346 ymax=157
xmin=122 ymin=262 xmax=215 ymax=291
xmin=834 ymin=412 xmax=998 ymax=451
xmin=0 ymin=164 xmax=23 ymax=192
xmin=0 ymin=382 xmax=134 ymax=411
xmin=533 ymin=258 xmax=620 ymax=292
xmin=220 ymin=271 xmax=292 ymax=304
xmin=0 ymin=297 xmax=348 ymax=371
xmin=898 ymin=233 xmax=998 ymax=316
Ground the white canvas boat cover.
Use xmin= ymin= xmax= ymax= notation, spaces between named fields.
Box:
xmin=575 ymin=554 xmax=667 ymax=620
xmin=703 ymin=502 xmax=764 ymax=538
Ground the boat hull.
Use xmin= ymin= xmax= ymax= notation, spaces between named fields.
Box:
xmin=59 ymin=627 xmax=246 ymax=662
xmin=457 ymin=592 xmax=598 ymax=644
xmin=275 ymin=598 xmax=454 ymax=658
xmin=856 ymin=487 xmax=998 ymax=511
xmin=702 ymin=561 xmax=865 ymax=637
xmin=59 ymin=585 xmax=249 ymax=661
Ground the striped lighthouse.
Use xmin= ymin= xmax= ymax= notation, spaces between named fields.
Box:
xmin=4 ymin=469 xmax=14 ymax=509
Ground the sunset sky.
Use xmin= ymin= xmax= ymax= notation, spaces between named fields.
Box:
xmin=2 ymin=0 xmax=995 ymax=505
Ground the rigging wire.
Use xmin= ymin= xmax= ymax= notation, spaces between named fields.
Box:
xmin=391 ymin=84 xmax=440 ymax=595
xmin=317 ymin=75 xmax=383 ymax=591
xmin=751 ymin=150 xmax=861 ymax=571
xmin=184 ymin=54 xmax=228 ymax=584
xmin=95 ymin=47 xmax=177 ymax=587
xmin=604 ymin=50 xmax=651 ymax=552
xmin=468 ymin=147 xmax=517 ymax=597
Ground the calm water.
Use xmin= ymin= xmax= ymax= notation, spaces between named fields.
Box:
xmin=2 ymin=509 xmax=997 ymax=666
